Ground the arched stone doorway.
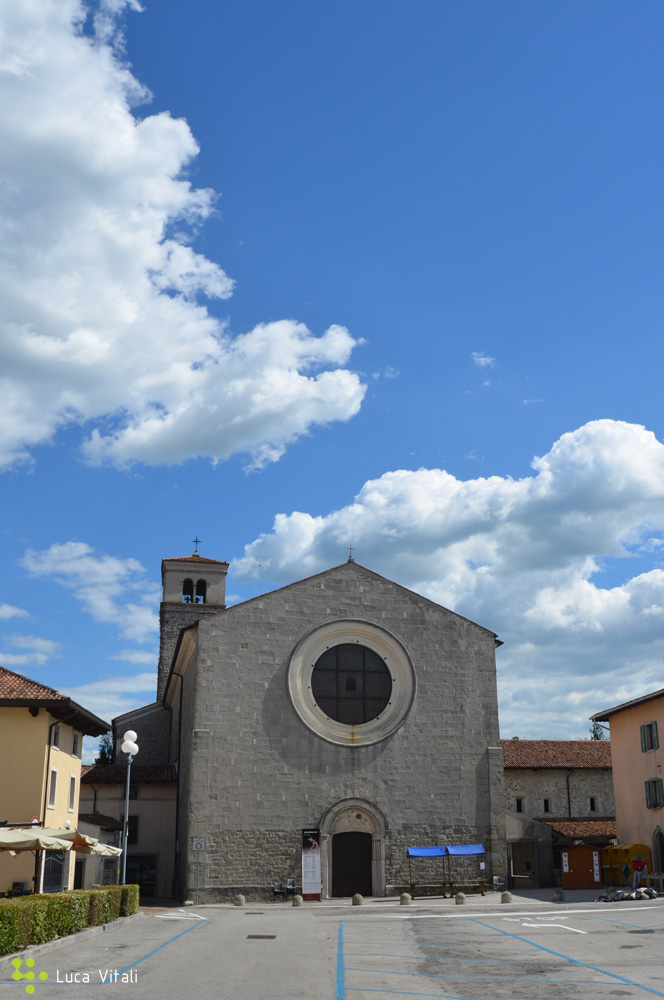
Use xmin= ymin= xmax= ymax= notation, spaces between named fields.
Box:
xmin=319 ymin=798 xmax=387 ymax=898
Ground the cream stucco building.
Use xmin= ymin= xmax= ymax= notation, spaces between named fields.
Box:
xmin=0 ymin=666 xmax=108 ymax=894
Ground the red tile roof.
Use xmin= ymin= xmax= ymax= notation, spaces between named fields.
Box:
xmin=0 ymin=666 xmax=109 ymax=735
xmin=162 ymin=554 xmax=228 ymax=565
xmin=0 ymin=664 xmax=66 ymax=701
xmin=540 ymin=817 xmax=617 ymax=838
xmin=501 ymin=739 xmax=612 ymax=769
xmin=81 ymin=763 xmax=177 ymax=784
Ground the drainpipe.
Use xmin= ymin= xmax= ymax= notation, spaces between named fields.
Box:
xmin=566 ymin=770 xmax=574 ymax=819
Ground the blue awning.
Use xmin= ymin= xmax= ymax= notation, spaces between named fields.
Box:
xmin=447 ymin=844 xmax=485 ymax=856
xmin=407 ymin=846 xmax=447 ymax=857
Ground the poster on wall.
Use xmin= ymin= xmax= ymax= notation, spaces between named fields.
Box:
xmin=301 ymin=828 xmax=321 ymax=901
xmin=562 ymin=852 xmax=569 ymax=873
xmin=593 ymin=851 xmax=601 ymax=883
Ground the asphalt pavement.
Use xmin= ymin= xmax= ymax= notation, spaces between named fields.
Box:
xmin=1 ymin=889 xmax=663 ymax=999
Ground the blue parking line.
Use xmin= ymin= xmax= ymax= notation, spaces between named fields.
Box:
xmin=0 ymin=920 xmax=207 ymax=987
xmin=581 ymin=914 xmax=664 ymax=930
xmin=115 ymin=918 xmax=206 ymax=977
xmin=347 ymin=990 xmax=506 ymax=998
xmin=347 ymin=968 xmax=597 ymax=983
xmin=346 ymin=953 xmax=563 ymax=964
xmin=470 ymin=918 xmax=664 ymax=999
xmin=335 ymin=921 xmax=345 ymax=1000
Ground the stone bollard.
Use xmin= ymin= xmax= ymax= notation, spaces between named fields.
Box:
xmin=352 ymin=893 xmax=364 ymax=906
xmin=500 ymin=891 xmax=513 ymax=904
xmin=400 ymin=893 xmax=413 ymax=905
xmin=233 ymin=894 xmax=246 ymax=907
xmin=552 ymin=889 xmax=565 ymax=903
xmin=183 ymin=900 xmax=194 ymax=906
xmin=291 ymin=894 xmax=303 ymax=907
xmin=455 ymin=892 xmax=467 ymax=905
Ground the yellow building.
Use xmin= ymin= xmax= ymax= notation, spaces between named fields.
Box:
xmin=0 ymin=666 xmax=109 ymax=894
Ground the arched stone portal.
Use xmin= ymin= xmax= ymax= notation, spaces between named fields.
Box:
xmin=320 ymin=798 xmax=387 ymax=898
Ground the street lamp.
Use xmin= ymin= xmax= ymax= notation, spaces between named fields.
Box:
xmin=120 ymin=730 xmax=139 ymax=885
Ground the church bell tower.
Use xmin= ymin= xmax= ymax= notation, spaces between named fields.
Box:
xmin=158 ymin=546 xmax=229 ymax=699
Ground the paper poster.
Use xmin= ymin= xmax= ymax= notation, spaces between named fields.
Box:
xmin=593 ymin=851 xmax=600 ymax=882
xmin=302 ymin=828 xmax=321 ymax=901
xmin=562 ymin=852 xmax=569 ymax=873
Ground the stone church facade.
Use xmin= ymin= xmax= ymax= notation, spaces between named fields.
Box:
xmin=142 ymin=552 xmax=507 ymax=902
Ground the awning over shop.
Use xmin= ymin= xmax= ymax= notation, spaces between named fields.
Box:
xmin=0 ymin=827 xmax=122 ymax=857
xmin=447 ymin=844 xmax=485 ymax=856
xmin=407 ymin=846 xmax=447 ymax=857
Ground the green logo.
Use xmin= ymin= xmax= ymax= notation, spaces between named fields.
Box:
xmin=11 ymin=958 xmax=48 ymax=995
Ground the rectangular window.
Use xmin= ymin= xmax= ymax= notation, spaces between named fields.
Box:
xmin=72 ymin=732 xmax=79 ymax=757
xmin=52 ymin=725 xmax=60 ymax=749
xmin=589 ymin=797 xmax=596 ymax=812
xmin=127 ymin=815 xmax=139 ymax=845
xmin=68 ymin=775 xmax=76 ymax=812
xmin=641 ymin=722 xmax=659 ymax=751
xmin=515 ymin=797 xmax=523 ymax=813
xmin=645 ymin=778 xmax=664 ymax=809
xmin=543 ymin=798 xmax=550 ymax=813
xmin=47 ymin=768 xmax=57 ymax=808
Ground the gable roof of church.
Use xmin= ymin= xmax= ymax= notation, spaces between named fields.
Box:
xmin=163 ymin=560 xmax=501 ymax=701
xmin=183 ymin=560 xmax=499 ymax=636
xmin=0 ymin=664 xmax=110 ymax=735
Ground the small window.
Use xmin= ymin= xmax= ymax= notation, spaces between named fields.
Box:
xmin=641 ymin=722 xmax=659 ymax=752
xmin=127 ymin=815 xmax=139 ymax=845
xmin=645 ymin=778 xmax=664 ymax=809
xmin=128 ymin=783 xmax=139 ymax=800
xmin=543 ymin=798 xmax=550 ymax=813
xmin=194 ymin=579 xmax=207 ymax=604
xmin=589 ymin=796 xmax=596 ymax=812
xmin=182 ymin=578 xmax=194 ymax=603
xmin=48 ymin=768 xmax=58 ymax=808
xmin=72 ymin=732 xmax=79 ymax=757
xmin=52 ymin=725 xmax=60 ymax=749
xmin=68 ymin=775 xmax=76 ymax=812
xmin=515 ymin=798 xmax=523 ymax=813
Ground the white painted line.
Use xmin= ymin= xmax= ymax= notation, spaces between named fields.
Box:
xmin=521 ymin=921 xmax=587 ymax=934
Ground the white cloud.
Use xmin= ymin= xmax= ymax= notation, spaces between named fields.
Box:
xmin=0 ymin=603 xmax=30 ymax=620
xmin=21 ymin=541 xmax=159 ymax=643
xmin=0 ymin=634 xmax=60 ymax=666
xmin=0 ymin=0 xmax=365 ymax=471
xmin=63 ymin=671 xmax=157 ymax=724
xmin=472 ymin=351 xmax=496 ymax=368
xmin=111 ymin=648 xmax=156 ymax=664
xmin=233 ymin=419 xmax=664 ymax=738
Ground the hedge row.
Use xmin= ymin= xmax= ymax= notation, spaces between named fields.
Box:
xmin=0 ymin=885 xmax=139 ymax=955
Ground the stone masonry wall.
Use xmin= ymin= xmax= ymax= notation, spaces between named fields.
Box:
xmin=177 ymin=562 xmax=507 ymax=900
xmin=504 ymin=768 xmax=615 ymax=818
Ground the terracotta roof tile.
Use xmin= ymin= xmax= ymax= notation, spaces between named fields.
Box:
xmin=501 ymin=739 xmax=612 ymax=769
xmin=540 ymin=817 xmax=617 ymax=838
xmin=162 ymin=554 xmax=228 ymax=565
xmin=81 ymin=763 xmax=177 ymax=784
xmin=0 ymin=665 xmax=66 ymax=701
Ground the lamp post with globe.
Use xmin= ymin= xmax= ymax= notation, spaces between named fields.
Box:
xmin=120 ymin=731 xmax=139 ymax=885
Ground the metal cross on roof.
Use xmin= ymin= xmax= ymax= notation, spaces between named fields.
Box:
xmin=191 ymin=535 xmax=202 ymax=554
xmin=347 ymin=543 xmax=355 ymax=563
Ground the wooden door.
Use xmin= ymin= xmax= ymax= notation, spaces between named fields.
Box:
xmin=561 ymin=846 xmax=601 ymax=889
xmin=332 ymin=832 xmax=373 ymax=896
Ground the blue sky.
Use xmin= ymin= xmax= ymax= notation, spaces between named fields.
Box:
xmin=1 ymin=0 xmax=664 ymax=755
